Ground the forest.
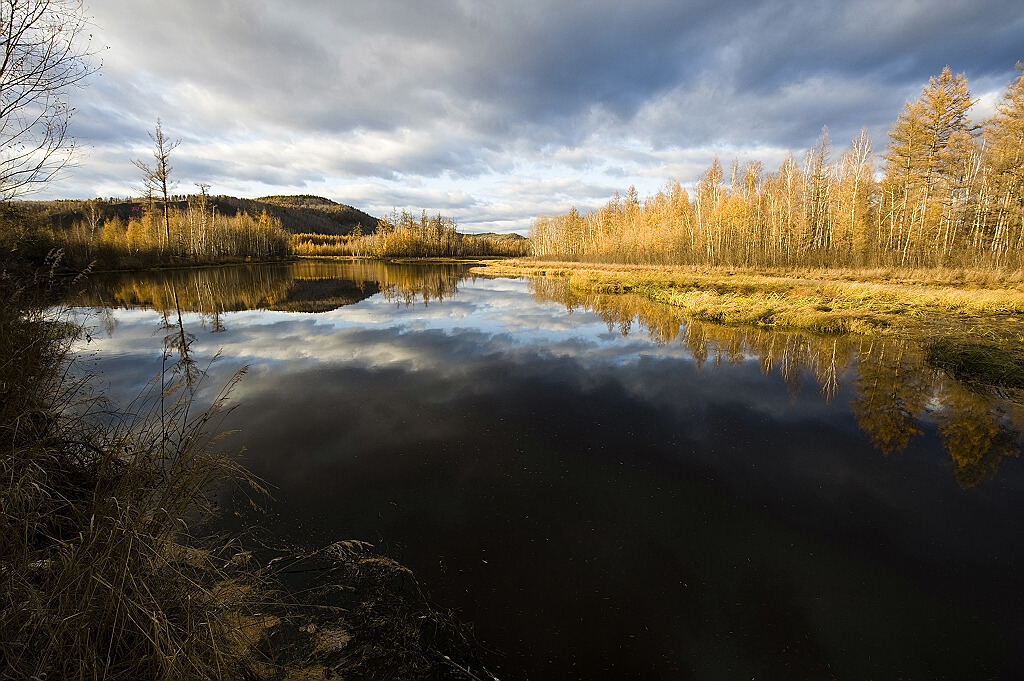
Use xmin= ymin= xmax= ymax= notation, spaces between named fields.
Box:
xmin=12 ymin=196 xmax=527 ymax=271
xmin=290 ymin=209 xmax=529 ymax=259
xmin=531 ymin=66 xmax=1024 ymax=271
xmin=57 ymin=195 xmax=290 ymax=267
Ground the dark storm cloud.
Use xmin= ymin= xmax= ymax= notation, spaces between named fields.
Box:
xmin=453 ymin=2 xmax=702 ymax=122
xmin=44 ymin=0 xmax=1024 ymax=227
xmin=710 ymin=0 xmax=1023 ymax=91
xmin=86 ymin=1 xmax=1021 ymax=142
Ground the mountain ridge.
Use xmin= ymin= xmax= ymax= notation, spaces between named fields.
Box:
xmin=15 ymin=194 xmax=380 ymax=236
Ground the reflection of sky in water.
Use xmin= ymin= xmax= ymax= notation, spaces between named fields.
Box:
xmin=76 ymin=277 xmax=731 ymax=396
xmin=71 ymin=274 xmax=1024 ymax=680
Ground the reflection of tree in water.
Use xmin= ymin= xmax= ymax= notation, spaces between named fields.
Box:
xmin=532 ymin=277 xmax=853 ymax=401
xmin=75 ymin=260 xmax=469 ymax=321
xmin=935 ymin=384 xmax=1023 ymax=489
xmin=532 ymin=277 xmax=1023 ymax=488
xmin=851 ymin=341 xmax=928 ymax=455
xmin=851 ymin=340 xmax=1023 ymax=487
xmin=76 ymin=264 xmax=297 ymax=319
xmin=530 ymin=277 xmax=685 ymax=346
xmin=366 ymin=264 xmax=465 ymax=307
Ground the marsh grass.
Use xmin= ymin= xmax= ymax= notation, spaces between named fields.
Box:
xmin=485 ymin=259 xmax=1024 ymax=393
xmin=477 ymin=260 xmax=1024 ymax=337
xmin=926 ymin=337 xmax=1024 ymax=391
xmin=0 ymin=257 xmax=275 ymax=680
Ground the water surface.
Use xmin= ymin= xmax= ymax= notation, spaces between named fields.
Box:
xmin=74 ymin=261 xmax=1024 ymax=679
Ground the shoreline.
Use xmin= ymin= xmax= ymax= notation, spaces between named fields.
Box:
xmin=473 ymin=259 xmax=1024 ymax=392
xmin=472 ymin=259 xmax=1024 ymax=335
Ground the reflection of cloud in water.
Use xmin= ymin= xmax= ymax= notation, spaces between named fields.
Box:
xmin=72 ymin=265 xmax=1024 ymax=678
xmin=218 ymin=321 xmax=1023 ymax=678
xmin=77 ymin=279 xmax=658 ymax=374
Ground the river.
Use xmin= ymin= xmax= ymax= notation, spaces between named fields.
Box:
xmin=72 ymin=260 xmax=1024 ymax=680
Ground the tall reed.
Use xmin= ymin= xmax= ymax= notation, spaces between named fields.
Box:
xmin=0 ymin=256 xmax=272 ymax=680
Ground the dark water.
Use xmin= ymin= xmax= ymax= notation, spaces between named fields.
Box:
xmin=74 ymin=261 xmax=1024 ymax=680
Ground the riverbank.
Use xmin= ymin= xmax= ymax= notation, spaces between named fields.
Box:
xmin=474 ymin=259 xmax=1024 ymax=391
xmin=474 ymin=259 xmax=1024 ymax=332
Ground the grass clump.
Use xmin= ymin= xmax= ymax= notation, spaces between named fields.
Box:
xmin=925 ymin=337 xmax=1024 ymax=390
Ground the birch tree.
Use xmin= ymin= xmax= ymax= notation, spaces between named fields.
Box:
xmin=133 ymin=119 xmax=179 ymax=252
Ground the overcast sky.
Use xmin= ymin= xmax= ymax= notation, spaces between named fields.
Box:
xmin=39 ymin=0 xmax=1024 ymax=233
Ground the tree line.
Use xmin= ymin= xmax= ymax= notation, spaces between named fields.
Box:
xmin=291 ymin=209 xmax=530 ymax=259
xmin=58 ymin=191 xmax=291 ymax=268
xmin=21 ymin=195 xmax=527 ymax=271
xmin=532 ymin=66 xmax=1024 ymax=271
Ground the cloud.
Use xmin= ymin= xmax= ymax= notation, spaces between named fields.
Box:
xmin=35 ymin=0 xmax=1024 ymax=232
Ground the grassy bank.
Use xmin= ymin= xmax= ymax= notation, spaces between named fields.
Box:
xmin=0 ymin=258 xmax=274 ymax=679
xmin=475 ymin=259 xmax=1024 ymax=391
xmin=475 ymin=260 xmax=1024 ymax=333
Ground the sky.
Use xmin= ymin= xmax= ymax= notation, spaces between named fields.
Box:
xmin=37 ymin=0 xmax=1024 ymax=233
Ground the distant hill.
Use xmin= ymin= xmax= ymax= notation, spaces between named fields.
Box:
xmin=215 ymin=195 xmax=378 ymax=236
xmin=469 ymin=232 xmax=527 ymax=240
xmin=256 ymin=194 xmax=340 ymax=208
xmin=16 ymin=194 xmax=380 ymax=237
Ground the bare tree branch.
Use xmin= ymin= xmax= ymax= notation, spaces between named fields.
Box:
xmin=133 ymin=118 xmax=180 ymax=250
xmin=0 ymin=0 xmax=100 ymax=199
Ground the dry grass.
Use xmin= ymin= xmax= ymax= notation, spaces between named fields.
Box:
xmin=0 ymin=257 xmax=273 ymax=680
xmin=476 ymin=259 xmax=1024 ymax=337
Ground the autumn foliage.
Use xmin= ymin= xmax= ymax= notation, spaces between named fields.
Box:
xmin=533 ymin=66 xmax=1024 ymax=271
xmin=51 ymin=196 xmax=290 ymax=269
xmin=291 ymin=209 xmax=530 ymax=258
